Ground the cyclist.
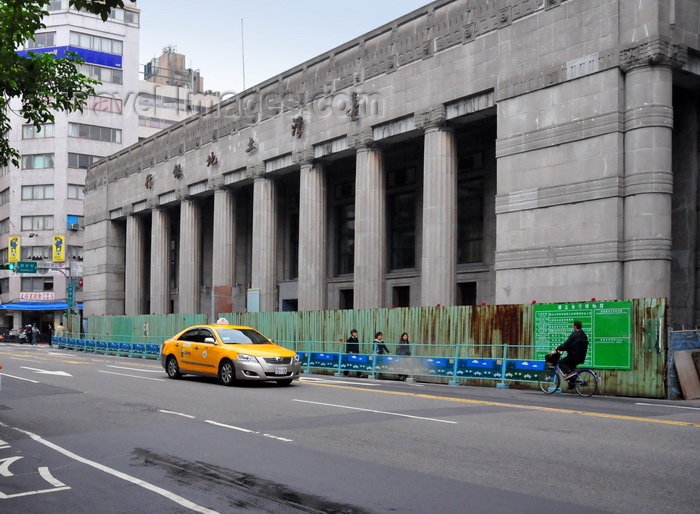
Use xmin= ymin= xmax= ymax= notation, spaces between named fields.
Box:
xmin=548 ymin=320 xmax=589 ymax=388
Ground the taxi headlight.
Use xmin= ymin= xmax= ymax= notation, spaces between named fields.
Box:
xmin=237 ymin=353 xmax=257 ymax=362
xmin=293 ymin=353 xmax=300 ymax=362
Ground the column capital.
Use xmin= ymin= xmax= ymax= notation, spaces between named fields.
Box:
xmin=293 ymin=148 xmax=316 ymax=167
xmin=416 ymin=106 xmax=447 ymax=131
xmin=620 ymin=38 xmax=687 ymax=73
xmin=246 ymin=163 xmax=267 ymax=181
xmin=348 ymin=128 xmax=375 ymax=150
xmin=208 ymin=175 xmax=225 ymax=191
xmin=177 ymin=188 xmax=192 ymax=202
xmin=123 ymin=204 xmax=134 ymax=217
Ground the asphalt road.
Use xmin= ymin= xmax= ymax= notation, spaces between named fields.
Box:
xmin=0 ymin=343 xmax=698 ymax=514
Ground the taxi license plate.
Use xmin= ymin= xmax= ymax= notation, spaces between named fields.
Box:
xmin=275 ymin=367 xmax=287 ymax=375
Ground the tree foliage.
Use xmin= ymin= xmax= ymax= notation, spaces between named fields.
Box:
xmin=0 ymin=0 xmax=135 ymax=167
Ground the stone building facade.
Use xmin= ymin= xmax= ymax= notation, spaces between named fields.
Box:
xmin=84 ymin=0 xmax=700 ymax=328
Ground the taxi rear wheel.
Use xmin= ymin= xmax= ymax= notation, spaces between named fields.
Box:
xmin=166 ymin=356 xmax=181 ymax=379
xmin=219 ymin=359 xmax=235 ymax=386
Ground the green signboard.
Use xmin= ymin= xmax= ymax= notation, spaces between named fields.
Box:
xmin=67 ymin=283 xmax=75 ymax=307
xmin=16 ymin=261 xmax=37 ymax=273
xmin=533 ymin=301 xmax=633 ymax=370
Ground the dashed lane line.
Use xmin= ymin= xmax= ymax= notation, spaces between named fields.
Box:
xmin=304 ymin=382 xmax=700 ymax=428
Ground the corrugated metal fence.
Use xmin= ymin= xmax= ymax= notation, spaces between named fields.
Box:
xmin=58 ymin=300 xmax=667 ymax=398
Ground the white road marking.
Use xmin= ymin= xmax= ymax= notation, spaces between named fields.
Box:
xmin=292 ymin=399 xmax=458 ymax=424
xmin=204 ymin=420 xmax=293 ymax=442
xmin=0 ymin=420 xmax=218 ymax=513
xmin=299 ymin=376 xmax=380 ymax=386
xmin=204 ymin=420 xmax=254 ymax=433
xmin=0 ymin=373 xmax=40 ymax=384
xmin=107 ymin=365 xmax=163 ymax=374
xmin=20 ymin=367 xmax=72 ymax=377
xmin=39 ymin=466 xmax=67 ymax=488
xmin=0 ymin=456 xmax=22 ymax=477
xmin=636 ymin=402 xmax=700 ymax=411
xmin=98 ymin=370 xmax=164 ymax=382
xmin=159 ymin=410 xmax=196 ymax=419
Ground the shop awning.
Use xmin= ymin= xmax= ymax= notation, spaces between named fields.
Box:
xmin=0 ymin=302 xmax=83 ymax=311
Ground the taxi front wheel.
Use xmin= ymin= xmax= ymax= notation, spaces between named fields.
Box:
xmin=219 ymin=359 xmax=235 ymax=386
xmin=166 ymin=356 xmax=182 ymax=379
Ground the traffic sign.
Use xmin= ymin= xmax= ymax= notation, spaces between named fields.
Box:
xmin=67 ymin=283 xmax=75 ymax=306
xmin=16 ymin=261 xmax=38 ymax=273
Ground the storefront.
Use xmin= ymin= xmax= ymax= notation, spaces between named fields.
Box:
xmin=0 ymin=301 xmax=83 ymax=343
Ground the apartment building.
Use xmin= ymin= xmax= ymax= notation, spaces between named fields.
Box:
xmin=0 ymin=1 xmax=141 ymax=335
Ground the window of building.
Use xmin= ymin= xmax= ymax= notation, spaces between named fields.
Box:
xmin=67 ymin=246 xmax=84 ymax=260
xmin=107 ymin=8 xmax=139 ymax=25
xmin=21 ymin=277 xmax=53 ymax=292
xmin=0 ymin=277 xmax=8 ymax=295
xmin=68 ymin=153 xmax=100 ymax=169
xmin=388 ymin=192 xmax=416 ymax=270
xmin=457 ymin=173 xmax=484 ymax=264
xmin=339 ymin=289 xmax=354 ymax=310
xmin=67 ymin=215 xmax=84 ymax=229
xmin=458 ymin=282 xmax=477 ymax=306
xmin=22 ymin=154 xmax=54 ymax=169
xmin=0 ymin=218 xmax=9 ymax=236
xmin=69 ymin=31 xmax=123 ymax=54
xmin=336 ymin=203 xmax=355 ymax=275
xmin=0 ymin=165 xmax=8 ymax=177
xmin=21 ymin=245 xmax=51 ymax=260
xmin=392 ymin=286 xmax=411 ymax=308
xmin=77 ymin=63 xmax=123 ymax=85
xmin=68 ymin=123 xmax=121 ymax=143
xmin=21 ymin=215 xmax=54 ymax=231
xmin=0 ymin=188 xmax=9 ymax=207
xmin=22 ymin=184 xmax=54 ymax=200
xmin=25 ymin=32 xmax=56 ymax=49
xmin=138 ymin=116 xmax=177 ymax=130
xmin=22 ymin=124 xmax=55 ymax=139
xmin=67 ymin=183 xmax=85 ymax=200
xmin=47 ymin=1 xmax=67 ymax=11
xmin=86 ymin=95 xmax=122 ymax=114
xmin=284 ymin=189 xmax=299 ymax=280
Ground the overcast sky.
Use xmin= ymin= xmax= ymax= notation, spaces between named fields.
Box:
xmin=137 ymin=0 xmax=430 ymax=95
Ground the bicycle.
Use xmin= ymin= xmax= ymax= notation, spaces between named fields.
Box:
xmin=538 ymin=365 xmax=599 ymax=397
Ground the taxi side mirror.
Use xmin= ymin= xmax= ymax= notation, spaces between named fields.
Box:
xmin=204 ymin=337 xmax=216 ymax=344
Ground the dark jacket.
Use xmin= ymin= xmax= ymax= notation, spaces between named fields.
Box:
xmin=374 ymin=339 xmax=391 ymax=355
xmin=346 ymin=335 xmax=359 ymax=354
xmin=557 ymin=330 xmax=589 ymax=364
xmin=396 ymin=339 xmax=411 ymax=356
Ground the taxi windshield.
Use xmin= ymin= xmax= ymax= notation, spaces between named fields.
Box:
xmin=215 ymin=328 xmax=270 ymax=344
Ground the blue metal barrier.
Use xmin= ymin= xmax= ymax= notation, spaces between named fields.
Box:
xmin=47 ymin=336 xmax=548 ymax=387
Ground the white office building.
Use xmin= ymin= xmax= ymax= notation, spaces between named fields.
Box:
xmin=0 ymin=1 xmax=140 ymax=336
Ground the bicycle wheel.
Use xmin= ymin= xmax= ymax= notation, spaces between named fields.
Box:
xmin=538 ymin=368 xmax=560 ymax=394
xmin=574 ymin=369 xmax=598 ymax=397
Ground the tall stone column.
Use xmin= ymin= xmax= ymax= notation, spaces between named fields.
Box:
xmin=150 ymin=207 xmax=171 ymax=314
xmin=621 ymin=42 xmax=680 ymax=300
xmin=251 ymin=167 xmax=277 ymax=312
xmin=212 ymin=186 xmax=236 ymax=317
xmin=352 ymin=130 xmax=386 ymax=309
xmin=418 ymin=107 xmax=457 ymax=307
xmin=212 ymin=187 xmax=236 ymax=288
xmin=178 ymin=198 xmax=201 ymax=314
xmin=125 ymin=214 xmax=145 ymax=315
xmin=298 ymin=151 xmax=327 ymax=311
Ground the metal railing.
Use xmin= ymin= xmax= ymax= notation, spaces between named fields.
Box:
xmin=51 ymin=335 xmax=547 ymax=387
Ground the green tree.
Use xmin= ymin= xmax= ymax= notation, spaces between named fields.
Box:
xmin=0 ymin=0 xmax=135 ymax=167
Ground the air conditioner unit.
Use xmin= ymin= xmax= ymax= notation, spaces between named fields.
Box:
xmin=68 ymin=224 xmax=80 ymax=231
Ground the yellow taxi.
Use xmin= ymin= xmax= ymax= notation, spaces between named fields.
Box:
xmin=160 ymin=323 xmax=300 ymax=386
